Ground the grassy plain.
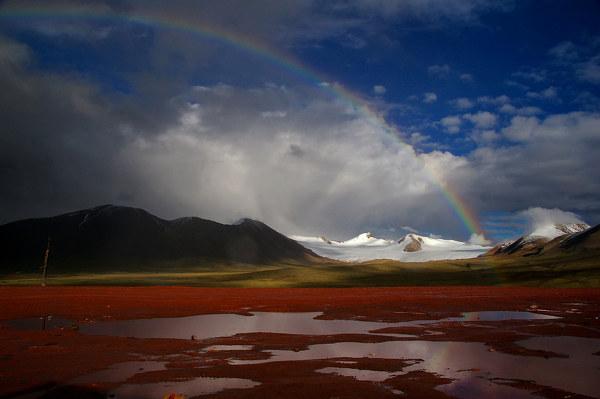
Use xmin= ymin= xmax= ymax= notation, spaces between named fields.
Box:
xmin=2 ymin=250 xmax=599 ymax=287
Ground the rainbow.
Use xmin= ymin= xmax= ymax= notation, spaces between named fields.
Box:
xmin=0 ymin=4 xmax=484 ymax=237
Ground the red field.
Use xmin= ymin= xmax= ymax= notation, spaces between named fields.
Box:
xmin=1 ymin=286 xmax=599 ymax=398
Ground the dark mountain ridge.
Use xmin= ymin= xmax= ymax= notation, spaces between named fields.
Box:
xmin=0 ymin=205 xmax=322 ymax=272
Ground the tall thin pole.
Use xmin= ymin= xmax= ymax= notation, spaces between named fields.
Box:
xmin=41 ymin=237 xmax=50 ymax=287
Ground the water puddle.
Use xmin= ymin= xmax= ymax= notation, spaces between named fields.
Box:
xmin=5 ymin=310 xmax=559 ymax=340
xmin=75 ymin=360 xmax=260 ymax=399
xmin=231 ymin=336 xmax=600 ymax=398
xmin=12 ymin=360 xmax=259 ymax=399
xmin=78 ymin=312 xmax=415 ymax=339
xmin=203 ymin=345 xmax=254 ymax=352
xmin=316 ymin=367 xmax=400 ymax=382
xmin=6 ymin=310 xmax=580 ymax=399
xmin=443 ymin=311 xmax=558 ymax=322
xmin=438 ymin=375 xmax=545 ymax=399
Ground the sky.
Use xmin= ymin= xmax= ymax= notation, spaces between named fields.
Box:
xmin=0 ymin=0 xmax=599 ymax=242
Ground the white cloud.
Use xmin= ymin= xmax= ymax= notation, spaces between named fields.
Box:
xmin=548 ymin=41 xmax=578 ymax=61
xmin=427 ymin=64 xmax=451 ymax=77
xmin=460 ymin=73 xmax=474 ymax=82
xmin=577 ymin=55 xmax=600 ymax=84
xmin=440 ymin=115 xmax=462 ymax=133
xmin=477 ymin=95 xmax=510 ymax=105
xmin=518 ymin=207 xmax=586 ymax=236
xmin=501 ymin=116 xmax=540 ymax=141
xmin=408 ymin=132 xmax=430 ymax=146
xmin=512 ymin=70 xmax=547 ymax=83
xmin=423 ymin=92 xmax=438 ymax=103
xmin=373 ymin=84 xmax=387 ymax=94
xmin=504 ymin=79 xmax=530 ymax=91
xmin=463 ymin=112 xmax=600 ymax=220
xmin=471 ymin=129 xmax=500 ymax=144
xmin=342 ymin=0 xmax=512 ymax=21
xmin=499 ymin=104 xmax=542 ymax=116
xmin=463 ymin=111 xmax=497 ymax=129
xmin=498 ymin=104 xmax=516 ymax=114
xmin=502 ymin=112 xmax=600 ymax=142
xmin=261 ymin=110 xmax=287 ymax=118
xmin=468 ymin=233 xmax=491 ymax=246
xmin=451 ymin=97 xmax=474 ymax=109
xmin=526 ymin=86 xmax=557 ymax=100
xmin=120 ymin=84 xmax=474 ymax=238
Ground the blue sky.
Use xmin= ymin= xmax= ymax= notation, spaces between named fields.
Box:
xmin=0 ymin=0 xmax=599 ymax=242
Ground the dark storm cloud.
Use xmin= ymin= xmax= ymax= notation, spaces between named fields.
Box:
xmin=1 ymin=2 xmax=599 ymax=241
xmin=0 ymin=35 xmax=180 ymax=222
xmin=0 ymin=35 xmax=460 ymax=238
xmin=466 ymin=112 xmax=600 ymax=219
xmin=2 ymin=31 xmax=599 ymax=238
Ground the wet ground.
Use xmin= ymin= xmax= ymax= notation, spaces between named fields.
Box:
xmin=0 ymin=286 xmax=599 ymax=399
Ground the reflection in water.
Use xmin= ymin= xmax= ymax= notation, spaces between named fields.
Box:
xmin=445 ymin=311 xmax=558 ymax=322
xmin=232 ymin=337 xmax=600 ymax=398
xmin=7 ymin=310 xmax=593 ymax=399
xmin=203 ymin=345 xmax=255 ymax=352
xmin=6 ymin=311 xmax=558 ymax=339
xmin=11 ymin=310 xmax=553 ymax=340
xmin=78 ymin=312 xmax=417 ymax=339
xmin=438 ymin=375 xmax=544 ymax=399
xmin=70 ymin=361 xmax=260 ymax=399
xmin=316 ymin=367 xmax=400 ymax=382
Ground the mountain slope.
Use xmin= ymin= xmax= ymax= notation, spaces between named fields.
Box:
xmin=292 ymin=232 xmax=490 ymax=262
xmin=484 ymin=223 xmax=595 ymax=258
xmin=0 ymin=205 xmax=322 ymax=272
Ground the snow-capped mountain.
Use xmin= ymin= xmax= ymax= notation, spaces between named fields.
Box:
xmin=485 ymin=223 xmax=590 ymax=257
xmin=291 ymin=232 xmax=491 ymax=262
xmin=530 ymin=223 xmax=590 ymax=240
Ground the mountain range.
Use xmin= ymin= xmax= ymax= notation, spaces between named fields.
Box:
xmin=1 ymin=205 xmax=598 ymax=275
xmin=291 ymin=232 xmax=491 ymax=262
xmin=0 ymin=205 xmax=322 ymax=273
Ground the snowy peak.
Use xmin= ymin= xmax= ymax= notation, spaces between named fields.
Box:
xmin=398 ymin=234 xmax=424 ymax=252
xmin=337 ymin=232 xmax=394 ymax=247
xmin=552 ymin=223 xmax=589 ymax=235
xmin=292 ymin=231 xmax=490 ymax=262
xmin=485 ymin=223 xmax=591 ymax=257
xmin=530 ymin=223 xmax=590 ymax=240
xmin=397 ymin=233 xmax=468 ymax=252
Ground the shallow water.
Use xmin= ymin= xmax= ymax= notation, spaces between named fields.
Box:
xmin=230 ymin=336 xmax=600 ymax=398
xmin=316 ymin=366 xmax=401 ymax=382
xmin=438 ymin=375 xmax=545 ymax=399
xmin=12 ymin=360 xmax=260 ymax=399
xmin=8 ymin=310 xmax=592 ymax=399
xmin=7 ymin=310 xmax=558 ymax=339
